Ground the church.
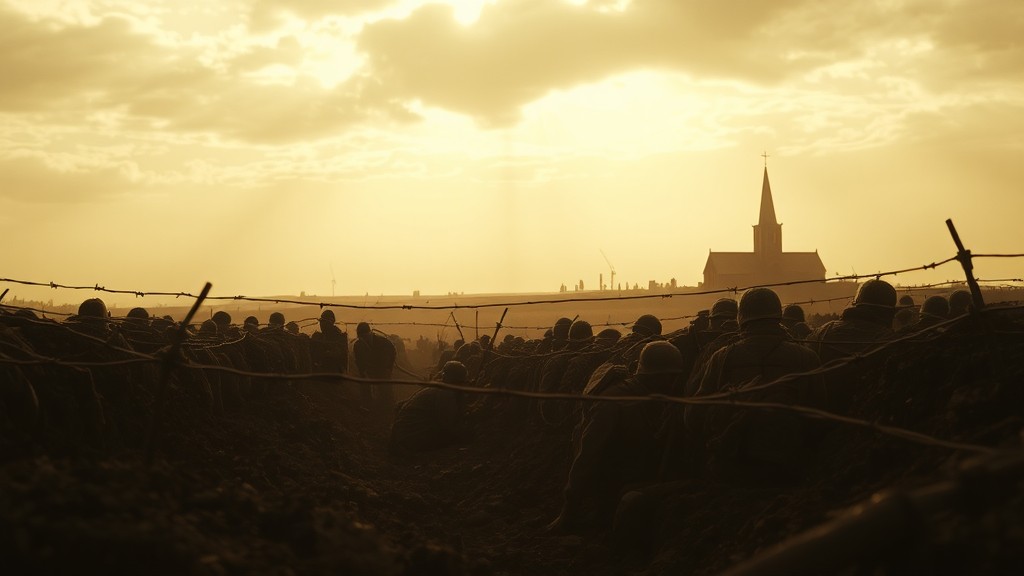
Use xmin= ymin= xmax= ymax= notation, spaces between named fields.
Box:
xmin=702 ymin=168 xmax=826 ymax=290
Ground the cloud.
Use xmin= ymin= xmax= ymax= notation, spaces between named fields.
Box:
xmin=356 ymin=0 xmax=829 ymax=126
xmin=0 ymin=154 xmax=134 ymax=203
xmin=0 ymin=5 xmax=416 ymax=144
xmin=247 ymin=0 xmax=392 ymax=31
xmin=0 ymin=7 xmax=159 ymax=112
xmin=925 ymin=0 xmax=1024 ymax=90
xmin=355 ymin=0 xmax=1024 ymax=126
xmin=227 ymin=35 xmax=304 ymax=73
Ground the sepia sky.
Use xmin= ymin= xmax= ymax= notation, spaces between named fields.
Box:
xmin=2 ymin=0 xmax=1023 ymax=305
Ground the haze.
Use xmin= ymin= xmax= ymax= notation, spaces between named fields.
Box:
xmin=2 ymin=0 xmax=1022 ymax=306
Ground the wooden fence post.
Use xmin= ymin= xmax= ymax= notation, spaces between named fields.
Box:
xmin=145 ymin=282 xmax=212 ymax=467
xmin=945 ymin=219 xmax=985 ymax=312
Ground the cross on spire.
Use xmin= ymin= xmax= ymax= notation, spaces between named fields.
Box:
xmin=761 ymin=150 xmax=770 ymax=168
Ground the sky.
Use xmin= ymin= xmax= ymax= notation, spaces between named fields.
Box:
xmin=2 ymin=0 xmax=1023 ymax=306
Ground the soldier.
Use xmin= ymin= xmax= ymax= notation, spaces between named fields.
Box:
xmin=243 ymin=316 xmax=260 ymax=334
xmin=708 ymin=298 xmax=738 ymax=332
xmin=120 ymin=307 xmax=164 ymax=353
xmin=264 ymin=312 xmax=286 ymax=332
xmin=69 ymin=298 xmax=112 ymax=338
xmin=806 ymin=279 xmax=897 ymax=412
xmin=676 ymin=298 xmax=739 ymax=397
xmin=310 ymin=309 xmax=348 ymax=375
xmin=781 ymin=304 xmax=812 ymax=339
xmin=435 ymin=338 xmax=463 ymax=374
xmin=948 ymin=290 xmax=972 ymax=317
xmin=808 ymin=279 xmax=897 ymax=364
xmin=893 ymin=295 xmax=918 ymax=332
xmin=688 ymin=310 xmax=710 ymax=334
xmin=478 ymin=334 xmax=492 ymax=350
xmin=353 ymin=321 xmax=397 ymax=410
xmin=197 ymin=319 xmax=219 ymax=337
xmin=595 ymin=328 xmax=622 ymax=348
xmin=686 ymin=288 xmax=823 ymax=480
xmin=537 ymin=317 xmax=573 ymax=354
xmin=498 ymin=333 xmax=517 ymax=353
xmin=631 ymin=314 xmax=662 ymax=338
xmin=211 ymin=311 xmax=233 ymax=335
xmin=900 ymin=295 xmax=949 ymax=333
xmin=389 ymin=361 xmax=471 ymax=454
xmin=125 ymin=307 xmax=149 ymax=323
xmin=566 ymin=320 xmax=594 ymax=351
xmin=549 ymin=340 xmax=685 ymax=534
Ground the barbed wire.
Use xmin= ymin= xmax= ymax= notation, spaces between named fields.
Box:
xmin=4 ymin=352 xmax=992 ymax=455
xmin=8 ymin=281 xmax=1021 ymax=337
xmin=0 ymin=255 xmax=959 ymax=312
xmin=710 ymin=320 xmax=961 ymax=401
xmin=973 ymin=253 xmax=1024 ymax=259
xmin=4 ymin=303 xmax=1021 ymax=456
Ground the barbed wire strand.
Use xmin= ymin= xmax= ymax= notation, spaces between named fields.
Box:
xmin=10 ymin=279 xmax=1020 ymax=335
xmin=5 ymin=305 xmax=1021 ymax=456
xmin=0 ymin=255 xmax=959 ymax=312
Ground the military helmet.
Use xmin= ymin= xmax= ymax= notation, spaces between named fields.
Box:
xmin=212 ymin=311 xmax=231 ymax=327
xmin=441 ymin=360 xmax=468 ymax=384
xmin=356 ymin=321 xmax=371 ymax=336
xmin=898 ymin=295 xmax=915 ymax=308
xmin=127 ymin=307 xmax=150 ymax=320
xmin=782 ymin=304 xmax=805 ymax=323
xmin=320 ymin=309 xmax=336 ymax=323
xmin=269 ymin=312 xmax=286 ymax=328
xmin=710 ymin=298 xmax=739 ymax=319
xmin=596 ymin=328 xmax=621 ymax=344
xmin=948 ymin=290 xmax=971 ymax=315
xmin=244 ymin=316 xmax=259 ymax=327
xmin=636 ymin=341 xmax=685 ymax=375
xmin=920 ymin=295 xmax=949 ymax=319
xmin=632 ymin=314 xmax=662 ymax=337
xmin=455 ymin=343 xmax=474 ymax=361
xmin=78 ymin=298 xmax=108 ymax=318
xmin=198 ymin=319 xmax=219 ymax=335
xmin=853 ymin=279 xmax=897 ymax=309
xmin=737 ymin=288 xmax=783 ymax=326
xmin=568 ymin=320 xmax=593 ymax=341
xmin=552 ymin=317 xmax=572 ymax=340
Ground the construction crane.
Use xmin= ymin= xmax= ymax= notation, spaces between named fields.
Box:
xmin=600 ymin=249 xmax=616 ymax=293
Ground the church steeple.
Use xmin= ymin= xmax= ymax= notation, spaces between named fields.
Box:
xmin=753 ymin=166 xmax=783 ymax=256
xmin=758 ymin=167 xmax=777 ymax=227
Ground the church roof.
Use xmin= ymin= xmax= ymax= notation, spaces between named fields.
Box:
xmin=703 ymin=251 xmax=825 ymax=277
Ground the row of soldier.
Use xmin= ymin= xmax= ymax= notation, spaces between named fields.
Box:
xmin=0 ymin=284 xmax=976 ymax=538
xmin=537 ymin=282 xmax=976 ymax=534
xmin=0 ymin=300 xmax=424 ymax=446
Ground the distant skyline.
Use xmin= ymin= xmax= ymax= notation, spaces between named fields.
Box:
xmin=3 ymin=0 xmax=1023 ymax=306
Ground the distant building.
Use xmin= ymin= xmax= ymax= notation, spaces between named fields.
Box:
xmin=703 ymin=168 xmax=825 ymax=289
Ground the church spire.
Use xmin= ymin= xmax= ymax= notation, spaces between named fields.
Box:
xmin=753 ymin=164 xmax=782 ymax=256
xmin=758 ymin=167 xmax=778 ymax=226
